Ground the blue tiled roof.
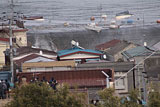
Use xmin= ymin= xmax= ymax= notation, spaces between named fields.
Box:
xmin=122 ymin=46 xmax=153 ymax=59
xmin=58 ymin=46 xmax=102 ymax=57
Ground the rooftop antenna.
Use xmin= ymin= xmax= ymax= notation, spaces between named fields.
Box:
xmin=71 ymin=40 xmax=84 ymax=49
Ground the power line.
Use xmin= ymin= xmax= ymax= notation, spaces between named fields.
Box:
xmin=115 ymin=51 xmax=157 ymax=82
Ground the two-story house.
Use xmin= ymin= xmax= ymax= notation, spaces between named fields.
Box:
xmin=76 ymin=61 xmax=135 ymax=96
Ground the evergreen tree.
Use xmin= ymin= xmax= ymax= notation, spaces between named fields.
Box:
xmin=6 ymin=82 xmax=88 ymax=107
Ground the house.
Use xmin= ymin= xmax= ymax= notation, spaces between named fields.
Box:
xmin=12 ymin=46 xmax=57 ymax=72
xmin=17 ymin=68 xmax=114 ymax=100
xmin=13 ymin=46 xmax=57 ymax=61
xmin=57 ymin=46 xmax=102 ymax=63
xmin=121 ymin=46 xmax=158 ymax=96
xmin=144 ymin=56 xmax=160 ymax=83
xmin=142 ymin=42 xmax=160 ymax=91
xmin=0 ymin=27 xmax=28 ymax=47
xmin=22 ymin=60 xmax=76 ymax=72
xmin=14 ymin=53 xmax=56 ymax=66
xmin=121 ymin=46 xmax=154 ymax=62
xmin=105 ymin=40 xmax=137 ymax=61
xmin=76 ymin=61 xmax=135 ymax=96
xmin=96 ymin=39 xmax=137 ymax=61
xmin=0 ymin=26 xmax=28 ymax=67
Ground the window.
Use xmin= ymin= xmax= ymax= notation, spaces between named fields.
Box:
xmin=19 ymin=37 xmax=22 ymax=41
xmin=115 ymin=77 xmax=125 ymax=89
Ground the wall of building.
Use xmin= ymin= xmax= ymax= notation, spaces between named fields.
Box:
xmin=60 ymin=53 xmax=99 ymax=60
xmin=77 ymin=62 xmax=134 ymax=96
xmin=0 ymin=42 xmax=9 ymax=67
xmin=25 ymin=66 xmax=73 ymax=72
xmin=0 ymin=29 xmax=27 ymax=47
xmin=22 ymin=61 xmax=76 ymax=72
xmin=14 ymin=31 xmax=27 ymax=46
xmin=114 ymin=72 xmax=128 ymax=93
xmin=134 ymin=56 xmax=145 ymax=91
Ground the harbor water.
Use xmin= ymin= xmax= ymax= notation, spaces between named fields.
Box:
xmin=1 ymin=0 xmax=160 ymax=51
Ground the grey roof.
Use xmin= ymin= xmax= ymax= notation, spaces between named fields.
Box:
xmin=106 ymin=40 xmax=132 ymax=55
xmin=152 ymin=41 xmax=160 ymax=51
xmin=77 ymin=61 xmax=134 ymax=72
xmin=122 ymin=46 xmax=153 ymax=59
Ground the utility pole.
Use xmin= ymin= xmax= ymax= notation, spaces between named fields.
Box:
xmin=9 ymin=0 xmax=14 ymax=84
xmin=142 ymin=70 xmax=147 ymax=106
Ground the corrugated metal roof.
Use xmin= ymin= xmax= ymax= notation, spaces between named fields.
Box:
xmin=58 ymin=46 xmax=102 ymax=57
xmin=122 ymin=46 xmax=153 ymax=59
xmin=14 ymin=54 xmax=55 ymax=66
xmin=17 ymin=69 xmax=113 ymax=88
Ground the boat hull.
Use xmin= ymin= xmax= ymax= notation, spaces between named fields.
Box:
xmin=85 ymin=25 xmax=102 ymax=33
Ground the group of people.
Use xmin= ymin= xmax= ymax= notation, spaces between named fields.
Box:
xmin=0 ymin=80 xmax=10 ymax=99
xmin=30 ymin=77 xmax=58 ymax=90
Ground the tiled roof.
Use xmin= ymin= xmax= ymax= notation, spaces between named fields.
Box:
xmin=95 ymin=39 xmax=121 ymax=51
xmin=106 ymin=40 xmax=131 ymax=55
xmin=0 ymin=37 xmax=9 ymax=42
xmin=122 ymin=46 xmax=153 ymax=59
xmin=58 ymin=46 xmax=102 ymax=57
xmin=15 ymin=46 xmax=57 ymax=57
xmin=17 ymin=69 xmax=113 ymax=88
xmin=14 ymin=53 xmax=55 ymax=66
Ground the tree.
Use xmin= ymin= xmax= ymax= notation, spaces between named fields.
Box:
xmin=97 ymin=88 xmax=142 ymax=107
xmin=97 ymin=88 xmax=121 ymax=107
xmin=121 ymin=89 xmax=142 ymax=107
xmin=148 ymin=91 xmax=160 ymax=107
xmin=148 ymin=82 xmax=160 ymax=107
xmin=6 ymin=82 xmax=88 ymax=107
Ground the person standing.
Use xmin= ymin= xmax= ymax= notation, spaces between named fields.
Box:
xmin=2 ymin=80 xmax=7 ymax=99
xmin=5 ymin=80 xmax=10 ymax=98
xmin=0 ymin=80 xmax=2 ymax=99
